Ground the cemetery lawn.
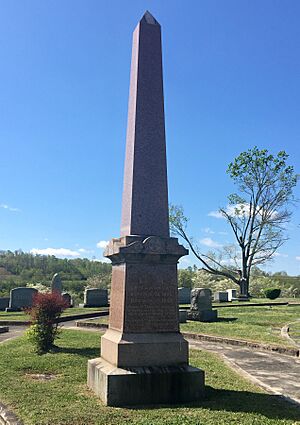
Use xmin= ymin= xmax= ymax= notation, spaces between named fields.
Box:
xmin=0 ymin=307 xmax=107 ymax=322
xmin=181 ymin=305 xmax=300 ymax=348
xmin=0 ymin=330 xmax=299 ymax=425
xmin=86 ymin=305 xmax=300 ymax=348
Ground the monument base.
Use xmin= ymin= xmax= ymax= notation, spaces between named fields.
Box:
xmin=5 ymin=308 xmax=21 ymax=312
xmin=87 ymin=357 xmax=204 ymax=406
xmin=238 ymin=296 xmax=250 ymax=302
xmin=187 ymin=310 xmax=218 ymax=322
xmin=101 ymin=329 xmax=189 ymax=368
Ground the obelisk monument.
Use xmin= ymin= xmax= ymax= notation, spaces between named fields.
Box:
xmin=88 ymin=11 xmax=204 ymax=406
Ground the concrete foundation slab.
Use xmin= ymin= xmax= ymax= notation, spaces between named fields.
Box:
xmin=87 ymin=357 xmax=205 ymax=406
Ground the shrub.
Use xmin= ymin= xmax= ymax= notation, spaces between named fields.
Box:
xmin=26 ymin=292 xmax=67 ymax=354
xmin=264 ymin=288 xmax=281 ymax=300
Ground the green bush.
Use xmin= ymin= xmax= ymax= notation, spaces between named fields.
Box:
xmin=264 ymin=288 xmax=281 ymax=300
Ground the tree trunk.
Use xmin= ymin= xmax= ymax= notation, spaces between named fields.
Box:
xmin=239 ymin=278 xmax=249 ymax=300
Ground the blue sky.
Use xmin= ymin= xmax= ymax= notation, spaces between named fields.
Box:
xmin=0 ymin=0 xmax=299 ymax=275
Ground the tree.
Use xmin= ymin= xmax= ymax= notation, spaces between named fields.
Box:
xmin=178 ymin=266 xmax=196 ymax=289
xmin=170 ymin=147 xmax=298 ymax=298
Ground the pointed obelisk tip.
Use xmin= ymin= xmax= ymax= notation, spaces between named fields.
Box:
xmin=140 ymin=10 xmax=160 ymax=26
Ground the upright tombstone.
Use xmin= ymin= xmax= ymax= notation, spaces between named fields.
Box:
xmin=83 ymin=288 xmax=108 ymax=307
xmin=62 ymin=292 xmax=72 ymax=308
xmin=188 ymin=288 xmax=217 ymax=322
xmin=87 ymin=11 xmax=204 ymax=406
xmin=6 ymin=287 xmax=38 ymax=312
xmin=227 ymin=288 xmax=237 ymax=301
xmin=178 ymin=287 xmax=191 ymax=304
xmin=51 ymin=273 xmax=62 ymax=294
xmin=0 ymin=297 xmax=9 ymax=311
xmin=214 ymin=291 xmax=229 ymax=302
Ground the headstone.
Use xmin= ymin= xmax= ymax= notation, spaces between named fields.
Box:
xmin=6 ymin=287 xmax=38 ymax=312
xmin=0 ymin=297 xmax=9 ymax=311
xmin=226 ymin=288 xmax=237 ymax=301
xmin=188 ymin=288 xmax=217 ymax=322
xmin=214 ymin=291 xmax=228 ymax=302
xmin=51 ymin=273 xmax=62 ymax=294
xmin=62 ymin=292 xmax=72 ymax=308
xmin=179 ymin=309 xmax=187 ymax=323
xmin=87 ymin=11 xmax=204 ymax=406
xmin=83 ymin=288 xmax=108 ymax=307
xmin=178 ymin=287 xmax=191 ymax=304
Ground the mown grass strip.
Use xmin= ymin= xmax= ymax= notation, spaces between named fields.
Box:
xmin=0 ymin=329 xmax=299 ymax=425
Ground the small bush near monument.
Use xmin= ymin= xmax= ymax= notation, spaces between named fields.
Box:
xmin=264 ymin=288 xmax=281 ymax=300
xmin=26 ymin=292 xmax=67 ymax=354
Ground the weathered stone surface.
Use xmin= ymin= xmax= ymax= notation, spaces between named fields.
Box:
xmin=0 ymin=297 xmax=9 ymax=311
xmin=190 ymin=288 xmax=212 ymax=310
xmin=109 ymin=262 xmax=179 ymax=334
xmin=6 ymin=287 xmax=38 ymax=311
xmin=88 ymin=357 xmax=204 ymax=407
xmin=51 ymin=273 xmax=62 ymax=294
xmin=101 ymin=329 xmax=188 ymax=368
xmin=188 ymin=310 xmax=218 ymax=322
xmin=178 ymin=287 xmax=191 ymax=304
xmin=188 ymin=288 xmax=217 ymax=322
xmin=214 ymin=291 xmax=228 ymax=302
xmin=83 ymin=288 xmax=108 ymax=307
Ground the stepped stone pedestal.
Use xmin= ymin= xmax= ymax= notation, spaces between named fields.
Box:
xmin=87 ymin=11 xmax=205 ymax=406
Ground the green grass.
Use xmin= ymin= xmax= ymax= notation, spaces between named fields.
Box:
xmin=180 ymin=298 xmax=299 ymax=309
xmin=0 ymin=307 xmax=107 ymax=322
xmin=87 ymin=305 xmax=300 ymax=348
xmin=181 ymin=305 xmax=300 ymax=347
xmin=289 ymin=320 xmax=300 ymax=344
xmin=0 ymin=329 xmax=299 ymax=425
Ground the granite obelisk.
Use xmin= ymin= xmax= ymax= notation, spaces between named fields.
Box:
xmin=87 ymin=11 xmax=204 ymax=406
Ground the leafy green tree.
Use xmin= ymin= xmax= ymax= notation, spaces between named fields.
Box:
xmin=170 ymin=147 xmax=298 ymax=298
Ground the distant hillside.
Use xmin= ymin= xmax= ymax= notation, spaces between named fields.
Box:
xmin=0 ymin=251 xmax=111 ymax=300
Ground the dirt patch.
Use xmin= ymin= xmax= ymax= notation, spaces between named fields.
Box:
xmin=24 ymin=373 xmax=60 ymax=381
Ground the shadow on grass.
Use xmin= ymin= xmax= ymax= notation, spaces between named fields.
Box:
xmin=215 ymin=317 xmax=237 ymax=322
xmin=130 ymin=386 xmax=300 ymax=420
xmin=52 ymin=345 xmax=99 ymax=358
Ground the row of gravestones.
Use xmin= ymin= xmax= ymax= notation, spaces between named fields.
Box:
xmin=0 ymin=273 xmax=109 ymax=311
xmin=178 ymin=287 xmax=238 ymax=304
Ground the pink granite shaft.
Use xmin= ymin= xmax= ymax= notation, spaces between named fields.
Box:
xmin=121 ymin=12 xmax=169 ymax=238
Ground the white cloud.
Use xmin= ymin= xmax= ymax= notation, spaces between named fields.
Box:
xmin=0 ymin=203 xmax=20 ymax=212
xmin=202 ymin=227 xmax=228 ymax=236
xmin=30 ymin=248 xmax=81 ymax=258
xmin=296 ymin=256 xmax=300 ymax=261
xmin=78 ymin=248 xmax=94 ymax=254
xmin=202 ymin=227 xmax=215 ymax=234
xmin=200 ymin=238 xmax=223 ymax=248
xmin=97 ymin=240 xmax=109 ymax=249
xmin=208 ymin=210 xmax=224 ymax=219
xmin=92 ymin=256 xmax=110 ymax=263
xmin=209 ymin=204 xmax=278 ymax=221
xmin=273 ymin=252 xmax=288 ymax=258
xmin=208 ymin=204 xmax=250 ymax=219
